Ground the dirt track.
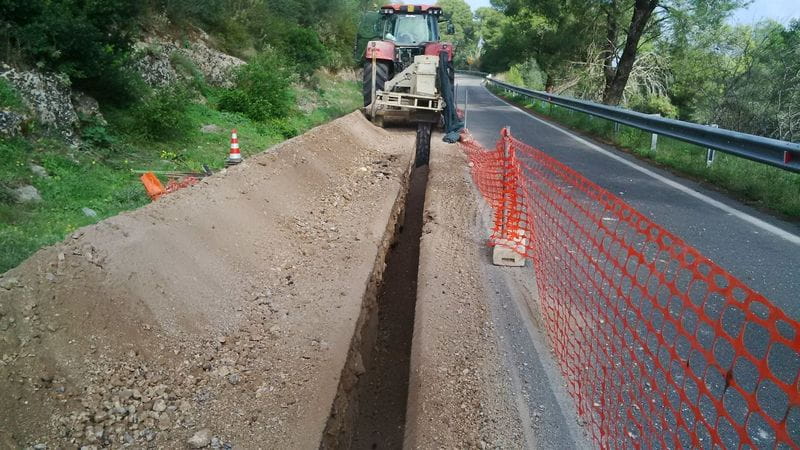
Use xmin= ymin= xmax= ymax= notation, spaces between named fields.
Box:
xmin=0 ymin=113 xmax=416 ymax=448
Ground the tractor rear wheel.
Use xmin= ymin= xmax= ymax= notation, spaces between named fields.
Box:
xmin=415 ymin=122 xmax=432 ymax=167
xmin=363 ymin=60 xmax=391 ymax=107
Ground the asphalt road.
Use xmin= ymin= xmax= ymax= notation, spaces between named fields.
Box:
xmin=455 ymin=75 xmax=800 ymax=320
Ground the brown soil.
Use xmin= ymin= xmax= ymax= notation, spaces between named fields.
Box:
xmin=0 ymin=112 xmax=416 ymax=449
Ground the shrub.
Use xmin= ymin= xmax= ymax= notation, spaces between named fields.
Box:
xmin=218 ymin=51 xmax=295 ymax=122
xmin=131 ymin=84 xmax=193 ymax=140
xmin=277 ymin=27 xmax=329 ymax=78
xmin=627 ymin=94 xmax=679 ymax=119
xmin=0 ymin=78 xmax=25 ymax=111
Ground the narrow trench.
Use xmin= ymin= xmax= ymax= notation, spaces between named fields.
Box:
xmin=350 ymin=162 xmax=429 ymax=449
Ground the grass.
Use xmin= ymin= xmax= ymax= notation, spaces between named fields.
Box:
xmin=488 ymin=85 xmax=800 ymax=220
xmin=0 ymin=72 xmax=361 ymax=273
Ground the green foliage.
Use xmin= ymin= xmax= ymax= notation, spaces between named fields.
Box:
xmin=278 ymin=28 xmax=329 ymax=78
xmin=0 ymin=0 xmax=142 ymax=87
xmin=218 ymin=52 xmax=295 ymax=122
xmin=81 ymin=123 xmax=117 ymax=150
xmin=170 ymin=52 xmax=210 ymax=96
xmin=0 ymin=78 xmax=25 ymax=111
xmin=628 ymin=94 xmax=679 ymax=118
xmin=130 ymin=85 xmax=193 ymax=141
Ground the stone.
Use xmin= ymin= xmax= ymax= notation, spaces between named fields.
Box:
xmin=1 ymin=66 xmax=79 ymax=143
xmin=14 ymin=185 xmax=42 ymax=203
xmin=0 ymin=111 xmax=26 ymax=137
xmin=71 ymin=92 xmax=105 ymax=124
xmin=227 ymin=373 xmax=240 ymax=386
xmin=82 ymin=207 xmax=98 ymax=218
xmin=187 ymin=428 xmax=212 ymax=449
xmin=201 ymin=124 xmax=222 ymax=134
xmin=0 ymin=277 xmax=20 ymax=290
xmin=152 ymin=399 xmax=167 ymax=412
xmin=29 ymin=164 xmax=49 ymax=178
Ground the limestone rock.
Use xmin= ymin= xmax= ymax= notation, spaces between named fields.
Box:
xmin=187 ymin=428 xmax=212 ymax=448
xmin=0 ymin=64 xmax=79 ymax=143
xmin=0 ymin=110 xmax=26 ymax=137
xmin=14 ymin=185 xmax=42 ymax=203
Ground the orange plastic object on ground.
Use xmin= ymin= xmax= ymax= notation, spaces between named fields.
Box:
xmin=140 ymin=172 xmax=166 ymax=201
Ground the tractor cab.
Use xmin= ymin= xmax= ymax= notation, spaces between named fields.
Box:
xmin=380 ymin=5 xmax=441 ymax=45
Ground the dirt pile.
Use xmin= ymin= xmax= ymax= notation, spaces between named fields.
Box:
xmin=0 ymin=112 xmax=415 ymax=449
xmin=404 ymin=138 xmax=524 ymax=448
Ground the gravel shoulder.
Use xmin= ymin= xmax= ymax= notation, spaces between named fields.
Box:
xmin=0 ymin=112 xmax=415 ymax=449
xmin=404 ymin=137 xmax=524 ymax=448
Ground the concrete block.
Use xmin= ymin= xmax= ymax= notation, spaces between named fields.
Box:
xmin=492 ymin=238 xmax=526 ymax=267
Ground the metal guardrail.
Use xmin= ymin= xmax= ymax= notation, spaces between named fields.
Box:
xmin=458 ymin=72 xmax=800 ymax=173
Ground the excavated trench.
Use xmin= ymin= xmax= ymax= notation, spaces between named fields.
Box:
xmin=321 ymin=136 xmax=430 ymax=449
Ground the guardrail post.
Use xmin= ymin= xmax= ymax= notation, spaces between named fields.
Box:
xmin=650 ymin=114 xmax=660 ymax=151
xmin=706 ymin=124 xmax=718 ymax=167
xmin=614 ymin=122 xmax=620 ymax=133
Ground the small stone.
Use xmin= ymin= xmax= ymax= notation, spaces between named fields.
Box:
xmin=187 ymin=428 xmax=212 ymax=449
xmin=200 ymin=124 xmax=222 ymax=134
xmin=0 ymin=277 xmax=20 ymax=290
xmin=152 ymin=399 xmax=167 ymax=412
xmin=227 ymin=374 xmax=240 ymax=386
xmin=45 ymin=273 xmax=56 ymax=283
xmin=14 ymin=185 xmax=42 ymax=203
xmin=210 ymin=437 xmax=221 ymax=449
xmin=33 ymin=444 xmax=47 ymax=450
xmin=157 ymin=413 xmax=172 ymax=430
xmin=81 ymin=207 xmax=98 ymax=218
xmin=29 ymin=164 xmax=49 ymax=178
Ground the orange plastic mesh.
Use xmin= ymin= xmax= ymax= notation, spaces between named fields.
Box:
xmin=460 ymin=129 xmax=800 ymax=449
xmin=140 ymin=172 xmax=166 ymax=201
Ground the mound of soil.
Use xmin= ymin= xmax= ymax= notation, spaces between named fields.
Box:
xmin=0 ymin=112 xmax=415 ymax=449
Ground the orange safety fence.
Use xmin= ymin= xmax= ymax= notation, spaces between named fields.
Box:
xmin=140 ymin=172 xmax=199 ymax=202
xmin=459 ymin=129 xmax=800 ymax=449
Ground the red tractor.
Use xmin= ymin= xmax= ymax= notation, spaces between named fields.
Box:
xmin=356 ymin=4 xmax=460 ymax=164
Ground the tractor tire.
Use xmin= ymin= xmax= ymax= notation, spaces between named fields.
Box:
xmin=363 ymin=60 xmax=391 ymax=107
xmin=415 ymin=122 xmax=432 ymax=167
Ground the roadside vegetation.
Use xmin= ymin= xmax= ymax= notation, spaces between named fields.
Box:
xmin=438 ymin=0 xmax=800 ymax=218
xmin=490 ymin=86 xmax=800 ymax=219
xmin=0 ymin=0 xmax=364 ymax=272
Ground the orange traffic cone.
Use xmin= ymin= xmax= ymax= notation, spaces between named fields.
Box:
xmin=226 ymin=129 xmax=242 ymax=166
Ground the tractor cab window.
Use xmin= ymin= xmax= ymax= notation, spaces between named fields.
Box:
xmin=384 ymin=14 xmax=438 ymax=45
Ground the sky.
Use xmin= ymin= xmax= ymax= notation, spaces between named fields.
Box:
xmin=455 ymin=0 xmax=799 ymax=25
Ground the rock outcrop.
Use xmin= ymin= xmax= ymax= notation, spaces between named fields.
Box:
xmin=0 ymin=64 xmax=79 ymax=143
xmin=133 ymin=35 xmax=244 ymax=89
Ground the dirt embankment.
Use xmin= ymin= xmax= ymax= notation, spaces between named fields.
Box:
xmin=0 ymin=112 xmax=415 ymax=449
xmin=404 ymin=138 xmax=524 ymax=448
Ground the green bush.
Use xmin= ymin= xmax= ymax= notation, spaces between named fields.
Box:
xmin=131 ymin=85 xmax=193 ymax=140
xmin=0 ymin=78 xmax=25 ymax=111
xmin=627 ymin=94 xmax=679 ymax=119
xmin=278 ymin=27 xmax=329 ymax=78
xmin=218 ymin=52 xmax=295 ymax=122
xmin=0 ymin=0 xmax=142 ymax=80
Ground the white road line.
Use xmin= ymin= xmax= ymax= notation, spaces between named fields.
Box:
xmin=484 ymin=87 xmax=800 ymax=246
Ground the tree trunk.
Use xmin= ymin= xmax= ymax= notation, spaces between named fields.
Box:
xmin=602 ymin=0 xmax=618 ymax=96
xmin=545 ymin=73 xmax=555 ymax=93
xmin=602 ymin=0 xmax=658 ymax=105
